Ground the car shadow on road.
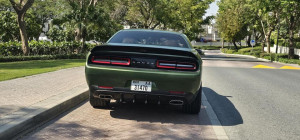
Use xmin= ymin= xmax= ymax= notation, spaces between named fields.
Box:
xmin=203 ymin=87 xmax=243 ymax=126
xmin=106 ymin=99 xmax=213 ymax=126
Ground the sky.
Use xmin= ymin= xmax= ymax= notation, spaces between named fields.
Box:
xmin=204 ymin=0 xmax=219 ymax=17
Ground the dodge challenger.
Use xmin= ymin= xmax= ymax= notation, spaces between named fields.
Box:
xmin=85 ymin=29 xmax=202 ymax=114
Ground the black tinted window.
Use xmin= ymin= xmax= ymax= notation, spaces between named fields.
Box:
xmin=108 ymin=31 xmax=189 ymax=48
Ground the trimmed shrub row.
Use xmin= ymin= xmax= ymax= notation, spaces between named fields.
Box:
xmin=220 ymin=48 xmax=237 ymax=54
xmin=0 ymin=41 xmax=96 ymax=56
xmin=222 ymin=46 xmax=300 ymax=65
xmin=0 ymin=54 xmax=87 ymax=62
xmin=274 ymin=39 xmax=300 ymax=49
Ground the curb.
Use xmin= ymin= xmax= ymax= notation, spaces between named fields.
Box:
xmin=0 ymin=85 xmax=89 ymax=140
xmin=222 ymin=52 xmax=300 ymax=67
xmin=220 ymin=52 xmax=271 ymax=62
xmin=202 ymin=91 xmax=229 ymax=140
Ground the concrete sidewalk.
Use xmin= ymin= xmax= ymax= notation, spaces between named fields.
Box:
xmin=0 ymin=66 xmax=89 ymax=139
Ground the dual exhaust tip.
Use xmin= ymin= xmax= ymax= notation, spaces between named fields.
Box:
xmin=99 ymin=94 xmax=113 ymax=100
xmin=99 ymin=94 xmax=184 ymax=105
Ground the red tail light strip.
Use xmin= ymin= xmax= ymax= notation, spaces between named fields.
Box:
xmin=156 ymin=61 xmax=176 ymax=69
xmin=98 ymin=86 xmax=113 ymax=89
xmin=111 ymin=58 xmax=130 ymax=66
xmin=176 ymin=62 xmax=196 ymax=70
xmin=157 ymin=60 xmax=196 ymax=70
xmin=91 ymin=56 xmax=130 ymax=66
xmin=91 ymin=56 xmax=110 ymax=64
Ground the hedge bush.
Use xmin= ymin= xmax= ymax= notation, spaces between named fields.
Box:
xmin=0 ymin=41 xmax=96 ymax=56
xmin=222 ymin=46 xmax=300 ymax=65
xmin=274 ymin=39 xmax=288 ymax=47
xmin=274 ymin=39 xmax=300 ymax=49
xmin=238 ymin=47 xmax=261 ymax=54
xmin=0 ymin=54 xmax=86 ymax=62
xmin=220 ymin=48 xmax=236 ymax=54
xmin=220 ymin=48 xmax=228 ymax=53
xmin=226 ymin=50 xmax=236 ymax=54
xmin=277 ymin=58 xmax=300 ymax=64
xmin=249 ymin=51 xmax=261 ymax=57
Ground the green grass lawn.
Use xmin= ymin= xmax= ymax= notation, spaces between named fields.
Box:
xmin=0 ymin=59 xmax=86 ymax=81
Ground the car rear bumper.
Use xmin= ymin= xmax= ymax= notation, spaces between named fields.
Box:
xmin=85 ymin=64 xmax=202 ymax=103
xmin=89 ymin=85 xmax=195 ymax=104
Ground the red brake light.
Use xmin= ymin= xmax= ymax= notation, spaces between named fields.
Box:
xmin=98 ymin=86 xmax=113 ymax=89
xmin=157 ymin=60 xmax=196 ymax=70
xmin=111 ymin=58 xmax=130 ymax=66
xmin=176 ymin=62 xmax=196 ymax=70
xmin=91 ymin=56 xmax=110 ymax=64
xmin=91 ymin=56 xmax=130 ymax=66
xmin=156 ymin=60 xmax=176 ymax=69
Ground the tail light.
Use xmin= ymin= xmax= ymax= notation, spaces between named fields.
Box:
xmin=91 ymin=56 xmax=110 ymax=64
xmin=111 ymin=57 xmax=130 ymax=65
xmin=91 ymin=56 xmax=130 ymax=66
xmin=176 ymin=62 xmax=196 ymax=70
xmin=156 ymin=61 xmax=176 ymax=69
xmin=157 ymin=60 xmax=197 ymax=70
xmin=98 ymin=86 xmax=113 ymax=90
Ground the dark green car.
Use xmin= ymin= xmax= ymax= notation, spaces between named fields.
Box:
xmin=85 ymin=29 xmax=202 ymax=114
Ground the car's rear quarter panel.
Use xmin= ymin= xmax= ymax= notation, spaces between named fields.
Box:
xmin=85 ymin=64 xmax=201 ymax=94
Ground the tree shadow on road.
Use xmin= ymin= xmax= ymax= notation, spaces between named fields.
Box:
xmin=107 ymin=98 xmax=217 ymax=126
xmin=203 ymin=87 xmax=243 ymax=126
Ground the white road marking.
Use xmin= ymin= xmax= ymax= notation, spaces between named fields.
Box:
xmin=201 ymin=91 xmax=229 ymax=140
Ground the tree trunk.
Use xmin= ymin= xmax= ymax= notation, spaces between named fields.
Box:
xmin=233 ymin=41 xmax=238 ymax=50
xmin=265 ymin=30 xmax=273 ymax=53
xmin=261 ymin=38 xmax=265 ymax=53
xmin=75 ymin=27 xmax=81 ymax=41
xmin=9 ymin=0 xmax=34 ymax=55
xmin=17 ymin=13 xmax=30 ymax=55
xmin=288 ymin=29 xmax=295 ymax=59
xmin=247 ymin=35 xmax=251 ymax=47
xmin=287 ymin=14 xmax=296 ymax=59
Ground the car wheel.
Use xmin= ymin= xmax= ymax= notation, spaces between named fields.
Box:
xmin=89 ymin=92 xmax=110 ymax=108
xmin=183 ymin=86 xmax=202 ymax=114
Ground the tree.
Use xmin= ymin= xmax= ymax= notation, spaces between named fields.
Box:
xmin=255 ymin=0 xmax=280 ymax=53
xmin=126 ymin=0 xmax=169 ymax=29
xmin=216 ymin=0 xmax=253 ymax=50
xmin=281 ymin=0 xmax=300 ymax=59
xmin=9 ymin=0 xmax=35 ymax=55
xmin=0 ymin=11 xmax=20 ymax=41
xmin=125 ymin=0 xmax=213 ymax=40
xmin=47 ymin=0 xmax=122 ymax=44
xmin=27 ymin=0 xmax=64 ymax=40
xmin=168 ymin=0 xmax=213 ymax=40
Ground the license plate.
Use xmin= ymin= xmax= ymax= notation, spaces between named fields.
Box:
xmin=131 ymin=80 xmax=152 ymax=92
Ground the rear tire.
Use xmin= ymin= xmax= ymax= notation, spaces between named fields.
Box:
xmin=89 ymin=92 xmax=110 ymax=108
xmin=183 ymin=86 xmax=202 ymax=114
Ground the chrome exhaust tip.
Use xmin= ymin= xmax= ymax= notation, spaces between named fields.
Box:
xmin=99 ymin=94 xmax=113 ymax=100
xmin=169 ymin=100 xmax=184 ymax=106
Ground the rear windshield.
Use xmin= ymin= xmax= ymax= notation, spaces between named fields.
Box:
xmin=108 ymin=31 xmax=189 ymax=48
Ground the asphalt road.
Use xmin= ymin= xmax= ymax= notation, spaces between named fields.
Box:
xmin=202 ymin=50 xmax=300 ymax=139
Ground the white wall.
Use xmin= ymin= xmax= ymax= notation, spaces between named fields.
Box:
xmin=264 ymin=45 xmax=300 ymax=59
